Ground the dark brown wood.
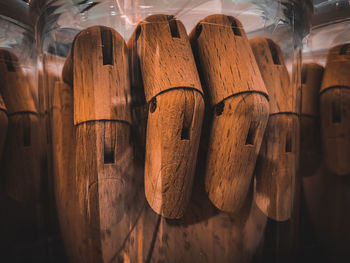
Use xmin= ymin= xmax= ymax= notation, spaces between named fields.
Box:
xmin=189 ymin=14 xmax=269 ymax=213
xmin=300 ymin=63 xmax=324 ymax=176
xmin=0 ymin=49 xmax=41 ymax=204
xmin=56 ymin=26 xmax=145 ymax=262
xmin=0 ymin=95 xmax=7 ymax=162
xmin=129 ymin=14 xmax=205 ymax=219
xmin=320 ymin=44 xmax=350 ymax=175
xmin=250 ymin=37 xmax=299 ymax=221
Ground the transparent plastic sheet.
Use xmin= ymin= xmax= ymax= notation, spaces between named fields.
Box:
xmin=30 ymin=0 xmax=311 ymax=262
xmin=301 ymin=2 xmax=350 ymax=261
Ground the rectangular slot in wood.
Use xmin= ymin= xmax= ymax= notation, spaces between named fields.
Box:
xmin=104 ymin=122 xmax=116 ymax=164
xmin=100 ymin=28 xmax=114 ymax=66
xmin=332 ymin=101 xmax=341 ymax=123
xmin=4 ymin=51 xmax=15 ymax=72
xmin=228 ymin=17 xmax=241 ymax=36
xmin=245 ymin=121 xmax=258 ymax=145
xmin=339 ymin=44 xmax=349 ymax=55
xmin=169 ymin=19 xmax=180 ymax=38
xmin=23 ymin=115 xmax=31 ymax=147
xmin=301 ymin=66 xmax=307 ymax=84
xmin=285 ymin=132 xmax=292 ymax=153
xmin=267 ymin=39 xmax=281 ymax=65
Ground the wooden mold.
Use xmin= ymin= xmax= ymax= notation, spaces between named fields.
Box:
xmin=189 ymin=14 xmax=269 ymax=213
xmin=57 ymin=26 xmax=145 ymax=263
xmin=300 ymin=63 xmax=324 ymax=176
xmin=128 ymin=14 xmax=205 ymax=219
xmin=320 ymin=43 xmax=350 ymax=175
xmin=0 ymin=49 xmax=41 ymax=204
xmin=250 ymin=37 xmax=299 ymax=221
xmin=0 ymin=94 xmax=7 ymax=162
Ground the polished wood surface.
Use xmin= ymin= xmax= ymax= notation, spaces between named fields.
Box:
xmin=250 ymin=37 xmax=299 ymax=221
xmin=190 ymin=15 xmax=269 ymax=213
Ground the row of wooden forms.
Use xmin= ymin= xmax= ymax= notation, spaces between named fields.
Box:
xmin=0 ymin=13 xmax=349 ymax=263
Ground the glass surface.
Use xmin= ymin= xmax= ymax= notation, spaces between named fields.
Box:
xmin=34 ymin=1 xmax=307 ymax=262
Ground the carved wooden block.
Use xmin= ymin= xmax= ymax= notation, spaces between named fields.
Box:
xmin=57 ymin=26 xmax=144 ymax=262
xmin=0 ymin=49 xmax=41 ymax=204
xmin=190 ymin=14 xmax=269 ymax=213
xmin=250 ymin=37 xmax=299 ymax=221
xmin=128 ymin=14 xmax=205 ymax=219
xmin=0 ymin=95 xmax=7 ymax=162
xmin=320 ymin=43 xmax=350 ymax=175
xmin=300 ymin=63 xmax=324 ymax=176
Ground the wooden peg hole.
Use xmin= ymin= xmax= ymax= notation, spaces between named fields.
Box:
xmin=23 ymin=115 xmax=31 ymax=147
xmin=4 ymin=51 xmax=15 ymax=72
xmin=332 ymin=101 xmax=341 ymax=123
xmin=245 ymin=121 xmax=258 ymax=145
xmin=339 ymin=44 xmax=349 ymax=55
xmin=285 ymin=132 xmax=292 ymax=153
xmin=149 ymin=97 xmax=157 ymax=113
xmin=301 ymin=66 xmax=307 ymax=84
xmin=100 ymin=28 xmax=113 ymax=66
xmin=267 ymin=39 xmax=281 ymax=65
xmin=227 ymin=16 xmax=241 ymax=36
xmin=104 ymin=122 xmax=115 ymax=164
xmin=215 ymin=101 xmax=225 ymax=116
xmin=168 ymin=19 xmax=180 ymax=38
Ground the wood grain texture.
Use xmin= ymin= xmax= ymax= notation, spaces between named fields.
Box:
xmin=320 ymin=44 xmax=350 ymax=175
xmin=250 ymin=37 xmax=299 ymax=221
xmin=254 ymin=115 xmax=299 ymax=222
xmin=0 ymin=95 xmax=7 ymax=162
xmin=136 ymin=14 xmax=203 ymax=101
xmin=300 ymin=63 xmax=324 ymax=177
xmin=0 ymin=113 xmax=41 ymax=203
xmin=189 ymin=14 xmax=268 ymax=105
xmin=0 ymin=49 xmax=41 ymax=204
xmin=130 ymin=14 xmax=205 ymax=219
xmin=250 ymin=37 xmax=296 ymax=114
xmin=0 ymin=49 xmax=37 ymax=114
xmin=55 ymin=25 xmax=145 ymax=262
xmin=190 ymin=14 xmax=269 ymax=213
xmin=71 ymin=26 xmax=131 ymax=125
xmin=145 ymin=89 xmax=204 ymax=218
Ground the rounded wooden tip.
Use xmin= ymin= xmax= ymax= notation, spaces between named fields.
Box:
xmin=301 ymin=63 xmax=324 ymax=117
xmin=250 ymin=37 xmax=294 ymax=114
xmin=321 ymin=44 xmax=350 ymax=93
xmin=66 ymin=25 xmax=131 ymax=125
xmin=0 ymin=49 xmax=37 ymax=114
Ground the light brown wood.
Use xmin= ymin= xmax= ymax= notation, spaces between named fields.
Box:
xmin=0 ymin=49 xmax=41 ymax=204
xmin=56 ymin=26 xmax=145 ymax=262
xmin=0 ymin=94 xmax=7 ymax=162
xmin=250 ymin=37 xmax=299 ymax=221
xmin=250 ymin=37 xmax=296 ymax=114
xmin=130 ymin=14 xmax=205 ymax=219
xmin=189 ymin=14 xmax=269 ymax=213
xmin=300 ymin=63 xmax=324 ymax=176
xmin=320 ymin=43 xmax=350 ymax=175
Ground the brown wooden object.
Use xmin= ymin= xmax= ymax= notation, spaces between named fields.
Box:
xmin=0 ymin=49 xmax=40 ymax=203
xmin=320 ymin=43 xmax=350 ymax=175
xmin=300 ymin=63 xmax=324 ymax=176
xmin=189 ymin=14 xmax=269 ymax=213
xmin=129 ymin=14 xmax=205 ymax=219
xmin=57 ymin=26 xmax=144 ymax=262
xmin=250 ymin=37 xmax=299 ymax=221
